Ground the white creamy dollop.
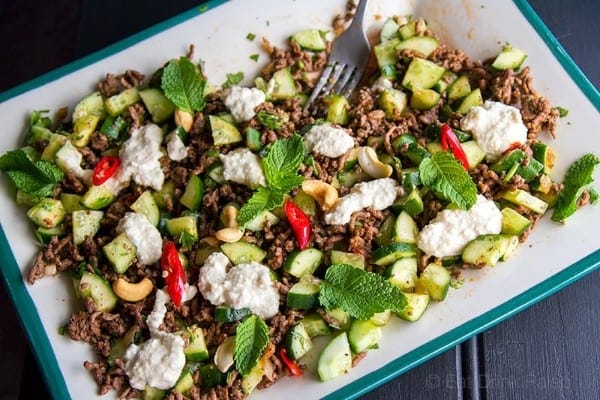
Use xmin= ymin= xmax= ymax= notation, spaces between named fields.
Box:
xmin=116 ymin=212 xmax=162 ymax=265
xmin=219 ymin=148 xmax=266 ymax=188
xmin=54 ymin=141 xmax=93 ymax=184
xmin=124 ymin=289 xmax=189 ymax=390
xmin=166 ymin=133 xmax=188 ymax=161
xmin=224 ymin=86 xmax=266 ymax=122
xmin=324 ymin=178 xmax=399 ymax=225
xmin=304 ymin=123 xmax=355 ymax=158
xmin=460 ymin=101 xmax=528 ymax=162
xmin=198 ymin=252 xmax=280 ymax=319
xmin=417 ymin=195 xmax=502 ymax=257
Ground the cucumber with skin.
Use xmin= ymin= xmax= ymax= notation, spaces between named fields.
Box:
xmin=130 ymin=191 xmax=160 ymax=226
xmin=139 ymin=88 xmax=175 ymax=123
xmin=379 ymin=18 xmax=400 ymax=43
xmin=393 ymin=211 xmax=418 ymax=244
xmin=378 ymin=88 xmax=408 ymax=121
xmin=447 ymin=75 xmax=471 ymax=100
xmin=369 ymin=309 xmax=392 ymax=326
xmin=73 ymin=91 xmax=106 ymax=121
xmin=325 ymin=307 xmax=352 ymax=331
xmin=104 ymin=87 xmax=141 ymax=116
xmin=491 ymin=45 xmax=527 ymax=71
xmin=326 ymin=94 xmax=349 ymax=125
xmin=103 ymin=233 xmax=137 ymax=274
xmin=348 ymin=319 xmax=382 ymax=353
xmin=215 ymin=306 xmax=250 ymax=323
xmin=81 ymin=184 xmax=116 ymax=210
xmin=396 ymin=36 xmax=440 ymax=58
xmin=78 ymin=271 xmax=118 ymax=312
xmin=286 ymin=277 xmax=320 ymax=310
xmin=283 ymin=248 xmax=323 ymax=277
xmin=386 ymin=257 xmax=418 ymax=291
xmin=183 ymin=325 xmax=209 ymax=361
xmin=179 ymin=174 xmax=205 ymax=211
xmin=285 ymin=322 xmax=313 ymax=360
xmin=300 ymin=313 xmax=331 ymax=337
xmin=165 ymin=215 xmax=199 ymax=242
xmin=27 ymin=198 xmax=66 ymax=229
xmin=395 ymin=293 xmax=430 ymax=322
xmin=317 ymin=332 xmax=352 ymax=381
xmin=266 ymin=67 xmax=297 ymax=100
xmin=173 ymin=368 xmax=194 ymax=395
xmin=220 ymin=241 xmax=266 ymax=264
xmin=372 ymin=242 xmax=418 ymax=266
xmin=501 ymin=189 xmax=549 ymax=214
xmin=401 ymin=58 xmax=446 ymax=91
xmin=72 ymin=209 xmax=103 ymax=245
xmin=500 ymin=207 xmax=532 ymax=235
xmin=462 ymin=234 xmax=512 ymax=267
xmin=142 ymin=386 xmax=165 ymax=400
xmin=410 ymin=88 xmax=441 ymax=110
xmin=455 ymin=88 xmax=483 ymax=114
xmin=209 ymin=115 xmax=243 ymax=146
xmin=329 ymin=250 xmax=365 ymax=270
xmin=415 ymin=263 xmax=451 ymax=301
xmin=291 ymin=29 xmax=327 ymax=51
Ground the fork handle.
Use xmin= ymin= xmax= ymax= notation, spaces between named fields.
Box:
xmin=350 ymin=0 xmax=370 ymax=30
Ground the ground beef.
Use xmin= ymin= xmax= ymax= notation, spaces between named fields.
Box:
xmin=62 ymin=172 xmax=86 ymax=194
xmin=97 ymin=70 xmax=145 ymax=97
xmin=90 ymin=132 xmax=110 ymax=152
xmin=28 ymin=235 xmax=83 ymax=283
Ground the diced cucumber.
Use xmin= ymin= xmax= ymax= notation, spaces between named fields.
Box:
xmin=447 ymin=75 xmax=471 ymax=100
xmin=184 ymin=325 xmax=209 ymax=361
xmin=240 ymin=361 xmax=263 ymax=395
xmin=329 ymin=250 xmax=365 ymax=270
xmin=130 ymin=191 xmax=160 ymax=226
xmin=325 ymin=307 xmax=352 ymax=331
xmin=386 ymin=257 xmax=418 ymax=291
xmin=491 ymin=45 xmax=527 ymax=71
xmin=395 ymin=293 xmax=430 ymax=322
xmin=71 ymin=114 xmax=100 ymax=147
xmin=179 ymin=174 xmax=205 ymax=211
xmin=300 ymin=313 xmax=331 ymax=337
xmin=377 ymin=88 xmax=408 ymax=121
xmin=396 ymin=36 xmax=440 ymax=58
xmin=215 ymin=306 xmax=250 ymax=323
xmin=501 ymin=189 xmax=549 ymax=214
xmin=374 ymin=214 xmax=395 ymax=247
xmin=516 ymin=157 xmax=544 ymax=182
xmin=394 ymin=189 xmax=424 ymax=217
xmin=317 ymin=332 xmax=352 ymax=381
xmin=285 ymin=322 xmax=313 ymax=360
xmin=532 ymin=142 xmax=556 ymax=173
xmin=108 ymin=325 xmax=140 ymax=366
xmin=462 ymin=234 xmax=511 ymax=267
xmin=293 ymin=190 xmax=317 ymax=217
xmin=54 ymin=140 xmax=82 ymax=175
xmin=139 ymin=88 xmax=175 ymax=123
xmin=100 ymin=115 xmax=127 ymax=140
xmin=415 ymin=263 xmax=451 ymax=301
xmin=73 ymin=91 xmax=106 ymax=121
xmin=40 ymin=133 xmax=68 ymax=162
xmin=173 ymin=368 xmax=194 ymax=394
xmin=530 ymin=174 xmax=554 ymax=194
xmin=374 ymin=38 xmax=402 ymax=69
xmin=286 ymin=277 xmax=320 ymax=310
xmin=206 ymin=162 xmax=225 ymax=184
xmin=398 ymin=17 xmax=426 ymax=40
xmin=60 ymin=193 xmax=83 ymax=212
xmin=393 ymin=210 xmax=418 ymax=244
xmin=27 ymin=198 xmax=66 ymax=229
xmin=165 ymin=215 xmax=198 ymax=242
xmin=35 ymin=225 xmax=66 ymax=244
xmin=500 ymin=234 xmax=519 ymax=261
xmin=348 ymin=319 xmax=382 ymax=353
xmin=266 ymin=67 xmax=297 ymax=100
xmin=103 ymin=233 xmax=137 ymax=274
xmin=104 ymin=87 xmax=141 ymax=116
xmin=209 ymin=115 xmax=243 ymax=146
xmin=401 ymin=58 xmax=446 ymax=91
xmin=400 ymin=168 xmax=421 ymax=191
xmin=291 ymin=29 xmax=327 ymax=51
xmin=152 ymin=180 xmax=175 ymax=210
xmin=244 ymin=210 xmax=280 ymax=232
xmin=78 ymin=271 xmax=118 ymax=312
xmin=500 ymin=207 xmax=532 ymax=235
xmin=72 ymin=209 xmax=103 ymax=245
xmin=220 ymin=241 xmax=266 ymax=264
xmin=143 ymin=386 xmax=165 ymax=400
xmin=410 ymin=88 xmax=441 ymax=110
xmin=283 ymin=248 xmax=323 ymax=277
xmin=326 ymin=94 xmax=349 ymax=125
xmin=433 ymin=70 xmax=458 ymax=93
xmin=379 ymin=18 xmax=399 ymax=43
xmin=81 ymin=184 xmax=116 ymax=210
xmin=402 ymin=142 xmax=431 ymax=165
xmin=492 ymin=149 xmax=526 ymax=173
xmin=455 ymin=88 xmax=483 ymax=114
xmin=462 ymin=140 xmax=486 ymax=169
xmin=201 ymin=364 xmax=227 ymax=389
xmin=372 ymin=242 xmax=418 ymax=266
xmin=337 ymin=169 xmax=369 ymax=187
xmin=369 ymin=310 xmax=392 ymax=326
xmin=245 ymin=127 xmax=262 ymax=151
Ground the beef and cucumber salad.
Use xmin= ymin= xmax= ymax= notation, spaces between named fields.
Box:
xmin=1 ymin=3 xmax=599 ymax=399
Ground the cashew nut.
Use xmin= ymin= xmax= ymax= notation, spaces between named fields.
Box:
xmin=220 ymin=205 xmax=239 ymax=228
xmin=301 ymin=179 xmax=339 ymax=211
xmin=214 ymin=336 xmax=236 ymax=373
xmin=112 ymin=277 xmax=154 ymax=302
xmin=174 ymin=109 xmax=194 ymax=132
xmin=357 ymin=146 xmax=393 ymax=178
xmin=215 ymin=227 xmax=244 ymax=243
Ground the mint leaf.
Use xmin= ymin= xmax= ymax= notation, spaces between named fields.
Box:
xmin=234 ymin=315 xmax=269 ymax=376
xmin=319 ymin=264 xmax=407 ymax=319
xmin=238 ymin=186 xmax=285 ymax=227
xmin=552 ymin=153 xmax=600 ymax=223
xmin=263 ymin=134 xmax=305 ymax=190
xmin=222 ymin=71 xmax=244 ymax=89
xmin=0 ymin=149 xmax=63 ymax=197
xmin=161 ymin=57 xmax=206 ymax=112
xmin=419 ymin=151 xmax=477 ymax=209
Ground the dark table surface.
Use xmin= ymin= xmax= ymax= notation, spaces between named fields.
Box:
xmin=1 ymin=1 xmax=598 ymax=399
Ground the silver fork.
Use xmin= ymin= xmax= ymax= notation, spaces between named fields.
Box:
xmin=304 ymin=0 xmax=372 ymax=110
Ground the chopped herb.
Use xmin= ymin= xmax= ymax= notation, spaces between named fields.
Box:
xmin=222 ymin=71 xmax=244 ymax=89
xmin=246 ymin=32 xmax=256 ymax=41
xmin=0 ymin=149 xmax=64 ymax=197
xmin=555 ymin=106 xmax=569 ymax=118
xmin=249 ymin=54 xmax=260 ymax=62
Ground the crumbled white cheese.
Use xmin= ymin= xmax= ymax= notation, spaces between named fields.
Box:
xmin=198 ymin=252 xmax=280 ymax=319
xmin=417 ymin=195 xmax=502 ymax=257
xmin=224 ymin=86 xmax=266 ymax=122
xmin=124 ymin=289 xmax=186 ymax=390
xmin=117 ymin=212 xmax=162 ymax=265
xmin=324 ymin=178 xmax=399 ymax=225
xmin=460 ymin=101 xmax=528 ymax=162
xmin=54 ymin=141 xmax=92 ymax=184
xmin=371 ymin=76 xmax=393 ymax=93
xmin=304 ymin=123 xmax=355 ymax=158
xmin=166 ymin=133 xmax=187 ymax=161
xmin=219 ymin=148 xmax=266 ymax=188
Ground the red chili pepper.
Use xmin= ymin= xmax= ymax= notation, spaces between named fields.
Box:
xmin=284 ymin=199 xmax=311 ymax=250
xmin=440 ymin=124 xmax=470 ymax=170
xmin=279 ymin=348 xmax=303 ymax=376
xmin=160 ymin=241 xmax=186 ymax=307
xmin=92 ymin=155 xmax=120 ymax=185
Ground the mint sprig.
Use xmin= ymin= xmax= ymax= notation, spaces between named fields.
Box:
xmin=0 ymin=149 xmax=64 ymax=197
xmin=161 ymin=57 xmax=206 ymax=112
xmin=238 ymin=135 xmax=305 ymax=226
xmin=419 ymin=151 xmax=477 ymax=209
xmin=319 ymin=264 xmax=407 ymax=320
xmin=234 ymin=315 xmax=269 ymax=376
xmin=222 ymin=71 xmax=244 ymax=89
xmin=552 ymin=153 xmax=599 ymax=223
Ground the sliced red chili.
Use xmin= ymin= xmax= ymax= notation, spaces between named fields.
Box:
xmin=92 ymin=155 xmax=120 ymax=185
xmin=160 ymin=241 xmax=186 ymax=307
xmin=279 ymin=348 xmax=303 ymax=376
xmin=440 ymin=123 xmax=470 ymax=170
xmin=284 ymin=199 xmax=311 ymax=250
